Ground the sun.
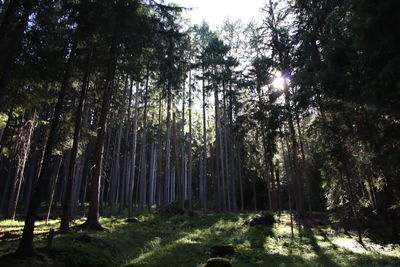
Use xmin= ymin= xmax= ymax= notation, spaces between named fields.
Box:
xmin=272 ymin=72 xmax=285 ymax=90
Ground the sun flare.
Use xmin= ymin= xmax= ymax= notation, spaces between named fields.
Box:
xmin=272 ymin=75 xmax=285 ymax=90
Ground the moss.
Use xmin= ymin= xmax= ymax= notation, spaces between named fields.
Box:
xmin=1 ymin=212 xmax=400 ymax=267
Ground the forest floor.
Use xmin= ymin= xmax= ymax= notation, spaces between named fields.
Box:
xmin=0 ymin=211 xmax=399 ymax=266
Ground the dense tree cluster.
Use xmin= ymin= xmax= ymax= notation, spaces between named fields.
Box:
xmin=0 ymin=0 xmax=398 ymax=256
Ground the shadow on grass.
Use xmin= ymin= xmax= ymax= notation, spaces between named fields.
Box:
xmin=1 ymin=213 xmax=400 ymax=267
xmin=296 ymin=216 xmax=400 ymax=267
xmin=122 ymin=213 xmax=309 ymax=267
xmin=298 ymin=225 xmax=340 ymax=267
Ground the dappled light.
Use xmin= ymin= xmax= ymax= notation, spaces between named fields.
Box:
xmin=2 ymin=213 xmax=399 ymax=266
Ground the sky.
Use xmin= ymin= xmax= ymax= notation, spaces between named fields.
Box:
xmin=165 ymin=0 xmax=266 ymax=29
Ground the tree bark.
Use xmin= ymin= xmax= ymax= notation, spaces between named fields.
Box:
xmin=128 ymin=82 xmax=140 ymax=217
xmin=45 ymin=155 xmax=63 ymax=224
xmin=162 ymin=83 xmax=172 ymax=214
xmin=202 ymin=74 xmax=208 ymax=213
xmin=83 ymin=32 xmax=118 ymax=230
xmin=9 ymin=109 xmax=37 ymax=220
xmin=156 ymin=94 xmax=163 ymax=209
xmin=60 ymin=52 xmax=90 ymax=232
xmin=215 ymin=84 xmax=226 ymax=212
xmin=16 ymin=18 xmax=80 ymax=256
xmin=137 ymin=74 xmax=149 ymax=216
xmin=283 ymin=74 xmax=305 ymax=216
xmin=179 ymin=79 xmax=185 ymax=210
xmin=187 ymin=71 xmax=193 ymax=211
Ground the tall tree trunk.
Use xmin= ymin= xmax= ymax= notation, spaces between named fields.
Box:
xmin=21 ymin=126 xmax=39 ymax=216
xmin=215 ymin=84 xmax=226 ymax=212
xmin=252 ymin=179 xmax=257 ymax=211
xmin=128 ymin=82 xmax=140 ymax=217
xmin=9 ymin=109 xmax=37 ymax=220
xmin=137 ymin=73 xmax=149 ymax=215
xmin=83 ymin=32 xmax=118 ymax=230
xmin=121 ymin=77 xmax=133 ymax=211
xmin=179 ymin=80 xmax=185 ymax=210
xmin=16 ymin=20 xmax=81 ymax=257
xmin=202 ymin=75 xmax=208 ymax=213
xmin=148 ymin=143 xmax=156 ymax=211
xmin=275 ymin=168 xmax=281 ymax=214
xmin=187 ymin=71 xmax=193 ymax=211
xmin=110 ymin=82 xmax=126 ymax=215
xmin=172 ymin=112 xmax=178 ymax=205
xmin=45 ymin=155 xmax=63 ymax=224
xmin=60 ymin=52 xmax=90 ymax=232
xmin=156 ymin=94 xmax=163 ymax=209
xmin=228 ymin=81 xmax=238 ymax=212
xmin=238 ymin=152 xmax=244 ymax=212
xmin=162 ymin=83 xmax=172 ymax=214
xmin=295 ymin=111 xmax=311 ymax=213
xmin=283 ymin=73 xmax=305 ymax=216
xmin=256 ymin=87 xmax=275 ymax=212
xmin=268 ymin=138 xmax=278 ymax=211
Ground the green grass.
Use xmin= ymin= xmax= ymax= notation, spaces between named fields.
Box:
xmin=0 ymin=212 xmax=399 ymax=266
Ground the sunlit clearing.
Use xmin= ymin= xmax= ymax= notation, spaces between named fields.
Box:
xmin=272 ymin=73 xmax=285 ymax=90
xmin=331 ymin=238 xmax=383 ymax=254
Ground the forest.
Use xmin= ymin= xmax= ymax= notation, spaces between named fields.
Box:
xmin=0 ymin=0 xmax=399 ymax=266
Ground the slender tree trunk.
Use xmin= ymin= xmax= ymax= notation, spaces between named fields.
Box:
xmin=295 ymin=111 xmax=311 ymax=213
xmin=121 ymin=77 xmax=132 ymax=211
xmin=45 ymin=155 xmax=63 ymax=224
xmin=83 ymin=32 xmax=118 ymax=230
xmin=110 ymin=80 xmax=127 ymax=215
xmin=128 ymin=82 xmax=140 ymax=217
xmin=202 ymin=75 xmax=208 ymax=213
xmin=268 ymin=138 xmax=278 ymax=211
xmin=283 ymin=73 xmax=305 ymax=216
xmin=179 ymin=80 xmax=186 ymax=210
xmin=60 ymin=52 xmax=90 ymax=232
xmin=99 ymin=123 xmax=111 ymax=214
xmin=215 ymin=83 xmax=226 ymax=212
xmin=148 ymin=143 xmax=156 ymax=211
xmin=256 ymin=87 xmax=275 ymax=212
xmin=228 ymin=82 xmax=238 ymax=212
xmin=252 ymin=179 xmax=257 ymax=211
xmin=341 ymin=155 xmax=363 ymax=243
xmin=16 ymin=19 xmax=81 ymax=256
xmin=162 ymin=83 xmax=172 ymax=214
xmin=276 ymin=168 xmax=281 ymax=215
xmin=137 ymin=74 xmax=149 ymax=215
xmin=156 ymin=95 xmax=163 ymax=209
xmin=21 ymin=126 xmax=41 ymax=216
xmin=238 ymin=152 xmax=244 ymax=212
xmin=223 ymin=125 xmax=231 ymax=212
xmin=9 ymin=109 xmax=37 ymax=220
xmin=187 ymin=71 xmax=193 ymax=211
xmin=288 ymin=183 xmax=294 ymax=239
xmin=172 ymin=112 xmax=179 ymax=206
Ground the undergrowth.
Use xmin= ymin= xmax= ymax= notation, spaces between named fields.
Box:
xmin=0 ymin=211 xmax=399 ymax=266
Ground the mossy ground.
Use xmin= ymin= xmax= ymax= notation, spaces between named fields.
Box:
xmin=0 ymin=211 xmax=399 ymax=266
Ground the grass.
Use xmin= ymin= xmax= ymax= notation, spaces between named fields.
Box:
xmin=0 ymin=211 xmax=399 ymax=266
